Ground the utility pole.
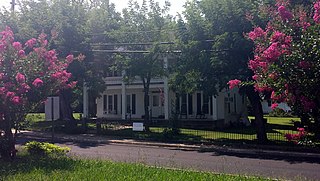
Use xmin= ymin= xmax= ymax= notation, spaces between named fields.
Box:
xmin=10 ymin=0 xmax=15 ymax=12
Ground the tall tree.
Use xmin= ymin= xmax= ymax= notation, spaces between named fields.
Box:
xmin=110 ymin=0 xmax=173 ymax=130
xmin=174 ymin=0 xmax=268 ymax=142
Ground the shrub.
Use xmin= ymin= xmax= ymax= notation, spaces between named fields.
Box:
xmin=285 ymin=128 xmax=315 ymax=146
xmin=25 ymin=141 xmax=70 ymax=157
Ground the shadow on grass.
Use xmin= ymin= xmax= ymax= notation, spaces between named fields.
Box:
xmin=0 ymin=154 xmax=78 ymax=179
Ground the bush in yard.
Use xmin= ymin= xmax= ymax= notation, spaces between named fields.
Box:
xmin=285 ymin=128 xmax=315 ymax=146
xmin=0 ymin=27 xmax=77 ymax=160
xmin=25 ymin=141 xmax=70 ymax=157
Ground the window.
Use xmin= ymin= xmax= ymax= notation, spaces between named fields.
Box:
xmin=203 ymin=94 xmax=209 ymax=114
xmin=126 ymin=94 xmax=136 ymax=114
xmin=153 ymin=95 xmax=160 ymax=107
xmin=188 ymin=94 xmax=193 ymax=115
xmin=103 ymin=95 xmax=107 ymax=111
xmin=108 ymin=95 xmax=113 ymax=113
xmin=103 ymin=94 xmax=118 ymax=114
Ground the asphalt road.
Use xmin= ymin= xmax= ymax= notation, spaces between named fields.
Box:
xmin=16 ymin=136 xmax=320 ymax=181
xmin=60 ymin=141 xmax=320 ymax=181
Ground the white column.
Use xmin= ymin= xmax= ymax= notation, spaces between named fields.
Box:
xmin=121 ymin=71 xmax=126 ymax=120
xmin=163 ymin=56 xmax=169 ymax=120
xmin=83 ymin=82 xmax=89 ymax=118
xmin=212 ymin=95 xmax=218 ymax=120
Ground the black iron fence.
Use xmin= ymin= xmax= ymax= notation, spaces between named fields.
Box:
xmin=83 ymin=118 xmax=300 ymax=145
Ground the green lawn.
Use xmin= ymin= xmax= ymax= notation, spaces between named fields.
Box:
xmin=0 ymin=154 xmax=271 ymax=181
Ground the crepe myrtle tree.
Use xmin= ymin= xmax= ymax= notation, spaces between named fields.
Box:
xmin=229 ymin=0 xmax=320 ymax=138
xmin=0 ymin=27 xmax=78 ymax=160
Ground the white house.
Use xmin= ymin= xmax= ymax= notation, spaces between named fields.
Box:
xmin=91 ymin=56 xmax=247 ymax=127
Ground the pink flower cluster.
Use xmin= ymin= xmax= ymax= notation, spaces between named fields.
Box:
xmin=314 ymin=1 xmax=320 ymax=23
xmin=248 ymin=27 xmax=266 ymax=41
xmin=285 ymin=128 xmax=306 ymax=144
xmin=228 ymin=79 xmax=241 ymax=89
xmin=248 ymin=28 xmax=292 ymax=76
xmin=0 ymin=27 xmax=76 ymax=107
xmin=297 ymin=9 xmax=311 ymax=30
xmin=278 ymin=5 xmax=293 ymax=21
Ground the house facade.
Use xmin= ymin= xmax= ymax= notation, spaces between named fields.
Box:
xmin=93 ymin=56 xmax=248 ymax=127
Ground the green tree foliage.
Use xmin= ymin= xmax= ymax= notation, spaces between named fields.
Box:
xmin=110 ymin=0 xmax=174 ymax=129
xmin=174 ymin=0 xmax=268 ymax=142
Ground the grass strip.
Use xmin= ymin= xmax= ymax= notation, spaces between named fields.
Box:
xmin=0 ymin=154 xmax=271 ymax=181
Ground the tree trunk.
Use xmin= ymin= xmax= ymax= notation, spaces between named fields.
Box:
xmin=0 ymin=113 xmax=16 ymax=160
xmin=143 ymin=86 xmax=150 ymax=132
xmin=142 ymin=77 xmax=151 ymax=132
xmin=59 ymin=89 xmax=77 ymax=131
xmin=246 ymin=86 xmax=268 ymax=143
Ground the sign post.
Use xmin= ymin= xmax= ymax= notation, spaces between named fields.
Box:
xmin=45 ymin=97 xmax=60 ymax=142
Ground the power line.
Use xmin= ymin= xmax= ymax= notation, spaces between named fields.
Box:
xmin=92 ymin=49 xmax=227 ymax=54
xmin=88 ymin=27 xmax=184 ymax=36
xmin=91 ymin=42 xmax=175 ymax=46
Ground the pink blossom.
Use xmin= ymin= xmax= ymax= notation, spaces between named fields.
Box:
xmin=248 ymin=59 xmax=259 ymax=71
xmin=0 ymin=26 xmax=14 ymax=42
xmin=11 ymin=96 xmax=22 ymax=105
xmin=0 ymin=87 xmax=6 ymax=95
xmin=6 ymin=91 xmax=15 ymax=98
xmin=285 ymin=133 xmax=293 ymax=141
xmin=18 ymin=50 xmax=25 ymax=57
xmin=15 ymin=73 xmax=26 ymax=83
xmin=278 ymin=6 xmax=293 ymax=21
xmin=271 ymin=91 xmax=280 ymax=101
xmin=297 ymin=9 xmax=311 ymax=30
xmin=25 ymin=38 xmax=37 ymax=48
xmin=262 ymin=43 xmax=282 ymax=62
xmin=271 ymin=103 xmax=279 ymax=110
xmin=252 ymin=75 xmax=259 ymax=80
xmin=66 ymin=54 xmax=74 ymax=63
xmin=254 ymin=84 xmax=272 ymax=92
xmin=228 ymin=79 xmax=241 ymax=89
xmin=268 ymin=72 xmax=277 ymax=80
xmin=298 ymin=61 xmax=311 ymax=69
xmin=314 ymin=1 xmax=320 ymax=23
xmin=32 ymin=78 xmax=44 ymax=88
xmin=67 ymin=81 xmax=77 ymax=88
xmin=248 ymin=27 xmax=266 ymax=41
xmin=77 ymin=53 xmax=86 ymax=62
xmin=259 ymin=62 xmax=268 ymax=69
xmin=12 ymin=42 xmax=22 ymax=50
xmin=38 ymin=33 xmax=48 ymax=47
xmin=271 ymin=31 xmax=291 ymax=45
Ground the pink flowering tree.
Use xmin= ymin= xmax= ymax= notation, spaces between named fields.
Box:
xmin=230 ymin=0 xmax=320 ymax=138
xmin=0 ymin=27 xmax=76 ymax=160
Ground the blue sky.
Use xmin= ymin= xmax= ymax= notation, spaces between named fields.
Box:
xmin=0 ymin=0 xmax=187 ymax=16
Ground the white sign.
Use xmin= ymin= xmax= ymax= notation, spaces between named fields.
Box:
xmin=45 ymin=97 xmax=60 ymax=121
xmin=133 ymin=122 xmax=144 ymax=131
